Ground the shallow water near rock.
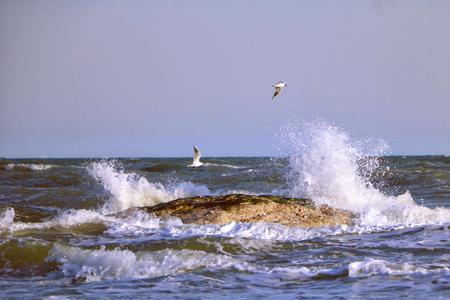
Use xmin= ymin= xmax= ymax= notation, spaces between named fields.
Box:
xmin=1 ymin=121 xmax=450 ymax=300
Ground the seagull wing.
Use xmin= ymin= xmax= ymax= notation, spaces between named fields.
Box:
xmin=193 ymin=146 xmax=201 ymax=164
xmin=272 ymin=86 xmax=281 ymax=99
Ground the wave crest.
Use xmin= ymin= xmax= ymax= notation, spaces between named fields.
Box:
xmin=272 ymin=258 xmax=436 ymax=279
xmin=6 ymin=163 xmax=56 ymax=171
xmin=47 ymin=244 xmax=247 ymax=282
xmin=88 ymin=161 xmax=209 ymax=213
xmin=283 ymin=121 xmax=450 ymax=227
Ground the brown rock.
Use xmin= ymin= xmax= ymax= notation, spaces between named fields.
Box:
xmin=117 ymin=194 xmax=355 ymax=228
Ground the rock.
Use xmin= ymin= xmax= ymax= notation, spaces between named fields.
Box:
xmin=117 ymin=194 xmax=355 ymax=228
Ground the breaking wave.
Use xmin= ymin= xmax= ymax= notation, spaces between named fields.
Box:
xmin=88 ymin=161 xmax=210 ymax=214
xmin=47 ymin=244 xmax=446 ymax=282
xmin=0 ymin=208 xmax=109 ymax=232
xmin=283 ymin=121 xmax=450 ymax=227
xmin=0 ymin=206 xmax=375 ymax=243
xmin=272 ymin=258 xmax=446 ymax=279
xmin=6 ymin=163 xmax=56 ymax=171
xmin=47 ymin=244 xmax=250 ymax=282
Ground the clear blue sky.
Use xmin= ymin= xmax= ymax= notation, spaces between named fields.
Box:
xmin=1 ymin=1 xmax=449 ymax=157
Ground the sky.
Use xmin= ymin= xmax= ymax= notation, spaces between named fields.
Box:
xmin=1 ymin=0 xmax=449 ymax=157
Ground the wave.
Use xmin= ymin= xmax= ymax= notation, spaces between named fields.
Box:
xmin=204 ymin=163 xmax=245 ymax=169
xmin=0 ymin=205 xmax=351 ymax=242
xmin=0 ymin=208 xmax=14 ymax=229
xmin=5 ymin=163 xmax=57 ymax=171
xmin=47 ymin=244 xmax=250 ymax=282
xmin=46 ymin=243 xmax=447 ymax=283
xmin=0 ymin=206 xmax=375 ymax=243
xmin=88 ymin=161 xmax=210 ymax=213
xmin=0 ymin=208 xmax=110 ymax=232
xmin=283 ymin=121 xmax=450 ymax=227
xmin=0 ymin=239 xmax=54 ymax=276
xmin=3 ymin=204 xmax=443 ymax=243
xmin=2 ymin=132 xmax=448 ymax=241
xmin=103 ymin=210 xmax=408 ymax=242
xmin=271 ymin=258 xmax=444 ymax=279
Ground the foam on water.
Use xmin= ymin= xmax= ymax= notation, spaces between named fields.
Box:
xmin=1 ymin=203 xmax=417 ymax=243
xmin=0 ymin=208 xmax=111 ymax=232
xmin=346 ymin=258 xmax=428 ymax=278
xmin=6 ymin=163 xmax=56 ymax=171
xmin=47 ymin=244 xmax=250 ymax=282
xmin=272 ymin=258 xmax=444 ymax=279
xmin=204 ymin=163 xmax=245 ymax=169
xmin=0 ymin=205 xmax=360 ymax=242
xmin=47 ymin=243 xmax=445 ymax=282
xmin=0 ymin=208 xmax=15 ymax=229
xmin=89 ymin=161 xmax=210 ymax=213
xmin=104 ymin=211 xmax=378 ymax=242
xmin=284 ymin=121 xmax=450 ymax=227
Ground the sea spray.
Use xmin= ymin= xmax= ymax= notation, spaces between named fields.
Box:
xmin=282 ymin=121 xmax=450 ymax=226
xmin=88 ymin=160 xmax=209 ymax=213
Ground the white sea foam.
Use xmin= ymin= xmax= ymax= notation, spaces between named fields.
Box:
xmin=283 ymin=121 xmax=450 ymax=227
xmin=104 ymin=212 xmax=377 ymax=242
xmin=47 ymin=244 xmax=250 ymax=282
xmin=88 ymin=160 xmax=209 ymax=213
xmin=0 ymin=208 xmax=15 ymax=229
xmin=272 ymin=258 xmax=438 ymax=279
xmin=6 ymin=163 xmax=56 ymax=171
xmin=46 ymin=243 xmax=445 ymax=283
xmin=0 ymin=205 xmax=414 ymax=242
xmin=50 ymin=209 xmax=110 ymax=228
xmin=0 ymin=209 xmax=111 ymax=232
xmin=346 ymin=258 xmax=428 ymax=278
xmin=204 ymin=163 xmax=245 ymax=169
xmin=0 ymin=205 xmax=437 ymax=244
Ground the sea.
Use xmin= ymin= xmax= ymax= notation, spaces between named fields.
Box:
xmin=0 ymin=122 xmax=449 ymax=299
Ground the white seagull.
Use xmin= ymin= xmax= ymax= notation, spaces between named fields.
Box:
xmin=188 ymin=145 xmax=204 ymax=167
xmin=272 ymin=81 xmax=287 ymax=100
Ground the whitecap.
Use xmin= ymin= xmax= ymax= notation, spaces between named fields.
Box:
xmin=272 ymin=258 xmax=443 ymax=279
xmin=47 ymin=244 xmax=251 ymax=282
xmin=6 ymin=163 xmax=56 ymax=171
xmin=88 ymin=160 xmax=209 ymax=213
xmin=283 ymin=121 xmax=450 ymax=227
xmin=0 ymin=208 xmax=15 ymax=229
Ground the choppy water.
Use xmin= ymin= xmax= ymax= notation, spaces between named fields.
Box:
xmin=0 ymin=123 xmax=449 ymax=299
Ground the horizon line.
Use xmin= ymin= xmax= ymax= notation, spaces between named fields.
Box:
xmin=1 ymin=154 xmax=449 ymax=160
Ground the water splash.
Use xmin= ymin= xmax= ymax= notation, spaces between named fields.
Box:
xmin=88 ymin=160 xmax=209 ymax=213
xmin=283 ymin=120 xmax=450 ymax=226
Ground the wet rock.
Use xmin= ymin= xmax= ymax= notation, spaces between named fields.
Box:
xmin=117 ymin=194 xmax=355 ymax=228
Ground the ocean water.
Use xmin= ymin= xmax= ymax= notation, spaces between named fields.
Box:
xmin=0 ymin=123 xmax=449 ymax=299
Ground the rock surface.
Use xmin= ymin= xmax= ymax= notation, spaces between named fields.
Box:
xmin=118 ymin=194 xmax=355 ymax=227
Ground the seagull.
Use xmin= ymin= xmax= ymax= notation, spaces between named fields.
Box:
xmin=188 ymin=145 xmax=204 ymax=167
xmin=272 ymin=81 xmax=287 ymax=100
